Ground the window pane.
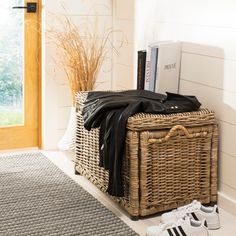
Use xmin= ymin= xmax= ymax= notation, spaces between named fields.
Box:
xmin=0 ymin=0 xmax=24 ymax=126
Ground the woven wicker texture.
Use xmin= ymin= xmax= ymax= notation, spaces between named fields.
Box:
xmin=75 ymin=91 xmax=218 ymax=218
xmin=76 ymin=92 xmax=139 ymax=217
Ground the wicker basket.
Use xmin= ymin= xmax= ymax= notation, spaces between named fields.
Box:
xmin=75 ymin=92 xmax=218 ymax=219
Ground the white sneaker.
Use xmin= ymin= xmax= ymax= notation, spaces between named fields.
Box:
xmin=161 ymin=200 xmax=220 ymax=230
xmin=146 ymin=216 xmax=209 ymax=236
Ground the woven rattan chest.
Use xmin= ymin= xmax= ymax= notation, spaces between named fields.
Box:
xmin=75 ymin=92 xmax=218 ymax=220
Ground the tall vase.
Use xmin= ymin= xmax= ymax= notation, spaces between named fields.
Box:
xmin=58 ymin=106 xmax=77 ymax=151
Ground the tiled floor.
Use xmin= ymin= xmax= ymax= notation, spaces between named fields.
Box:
xmin=43 ymin=150 xmax=236 ymax=236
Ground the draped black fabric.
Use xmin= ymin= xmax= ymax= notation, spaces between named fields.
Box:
xmin=82 ymin=90 xmax=201 ymax=197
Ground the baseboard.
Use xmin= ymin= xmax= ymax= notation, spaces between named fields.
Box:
xmin=0 ymin=147 xmax=39 ymax=154
xmin=218 ymin=191 xmax=236 ymax=217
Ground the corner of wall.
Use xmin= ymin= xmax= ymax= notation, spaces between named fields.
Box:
xmin=218 ymin=192 xmax=236 ymax=217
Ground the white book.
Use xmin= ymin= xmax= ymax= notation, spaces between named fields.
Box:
xmin=144 ymin=43 xmax=159 ymax=91
xmin=155 ymin=41 xmax=181 ymax=94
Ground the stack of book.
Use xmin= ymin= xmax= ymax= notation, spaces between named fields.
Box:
xmin=136 ymin=41 xmax=181 ymax=94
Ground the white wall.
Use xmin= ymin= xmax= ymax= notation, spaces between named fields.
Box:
xmin=112 ymin=0 xmax=135 ymax=90
xmin=42 ymin=0 xmax=113 ymax=149
xmin=131 ymin=0 xmax=236 ymax=215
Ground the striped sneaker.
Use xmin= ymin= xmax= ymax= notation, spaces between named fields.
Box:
xmin=161 ymin=200 xmax=220 ymax=230
xmin=146 ymin=216 xmax=208 ymax=236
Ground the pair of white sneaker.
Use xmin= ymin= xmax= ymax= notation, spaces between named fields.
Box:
xmin=146 ymin=200 xmax=220 ymax=236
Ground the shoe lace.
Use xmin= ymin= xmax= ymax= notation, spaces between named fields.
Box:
xmin=174 ymin=202 xmax=199 ymax=218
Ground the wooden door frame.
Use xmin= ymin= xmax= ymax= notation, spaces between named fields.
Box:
xmin=24 ymin=0 xmax=42 ymax=149
xmin=38 ymin=0 xmax=42 ymax=148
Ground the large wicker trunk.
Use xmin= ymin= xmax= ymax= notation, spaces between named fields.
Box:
xmin=75 ymin=92 xmax=218 ymax=219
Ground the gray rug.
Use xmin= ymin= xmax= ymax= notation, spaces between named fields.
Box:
xmin=0 ymin=152 xmax=138 ymax=236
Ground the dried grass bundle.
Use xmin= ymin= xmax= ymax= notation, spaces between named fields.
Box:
xmin=48 ymin=15 xmax=113 ymax=105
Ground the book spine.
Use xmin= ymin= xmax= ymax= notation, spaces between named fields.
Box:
xmin=149 ymin=47 xmax=158 ymax=92
xmin=137 ymin=50 xmax=146 ymax=90
xmin=144 ymin=46 xmax=151 ymax=90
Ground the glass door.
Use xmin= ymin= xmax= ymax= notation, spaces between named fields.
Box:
xmin=0 ymin=0 xmax=41 ymax=150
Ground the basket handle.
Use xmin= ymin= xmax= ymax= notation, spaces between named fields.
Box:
xmin=149 ymin=125 xmax=207 ymax=143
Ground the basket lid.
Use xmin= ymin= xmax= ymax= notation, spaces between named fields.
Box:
xmin=127 ymin=108 xmax=216 ymax=131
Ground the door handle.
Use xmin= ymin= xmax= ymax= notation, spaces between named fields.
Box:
xmin=12 ymin=2 xmax=37 ymax=13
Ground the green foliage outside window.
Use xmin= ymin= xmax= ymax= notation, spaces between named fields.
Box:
xmin=0 ymin=0 xmax=23 ymax=125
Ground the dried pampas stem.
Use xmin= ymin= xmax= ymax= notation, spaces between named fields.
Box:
xmin=48 ymin=14 xmax=113 ymax=105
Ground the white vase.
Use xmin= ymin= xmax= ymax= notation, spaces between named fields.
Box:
xmin=58 ymin=106 xmax=77 ymax=151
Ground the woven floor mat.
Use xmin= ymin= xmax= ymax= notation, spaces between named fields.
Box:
xmin=0 ymin=152 xmax=138 ymax=236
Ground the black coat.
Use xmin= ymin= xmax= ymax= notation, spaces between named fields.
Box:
xmin=82 ymin=90 xmax=201 ymax=197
